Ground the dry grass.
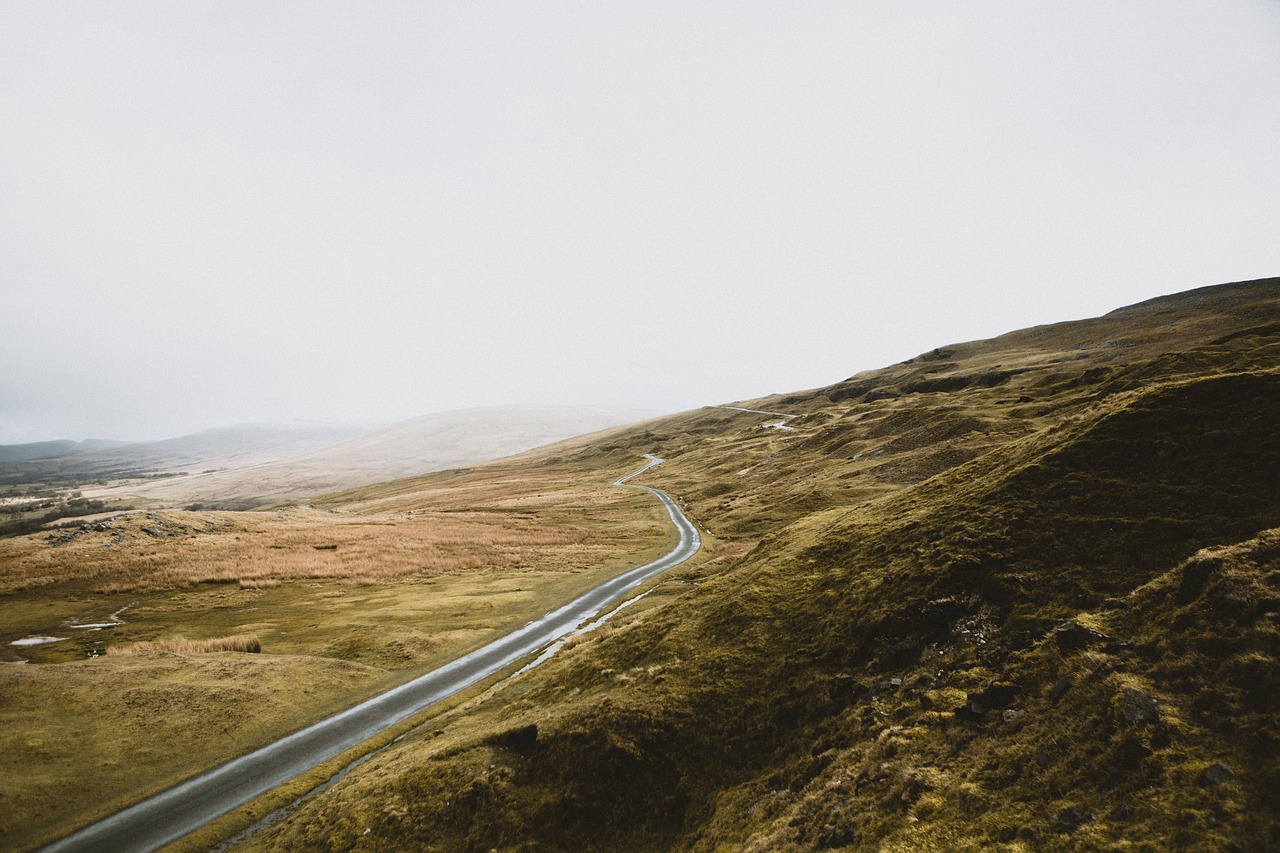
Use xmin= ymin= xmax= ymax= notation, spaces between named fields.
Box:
xmin=107 ymin=634 xmax=261 ymax=656
xmin=0 ymin=482 xmax=664 ymax=595
xmin=238 ymin=578 xmax=281 ymax=590
xmin=0 ymin=457 xmax=681 ymax=849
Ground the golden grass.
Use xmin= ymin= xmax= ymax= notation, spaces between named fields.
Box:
xmin=106 ymin=634 xmax=261 ymax=656
xmin=238 ymin=578 xmax=281 ymax=590
xmin=0 ymin=481 xmax=663 ymax=596
xmin=0 ymin=457 xmax=681 ymax=848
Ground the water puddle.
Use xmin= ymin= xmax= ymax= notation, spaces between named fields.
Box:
xmin=10 ymin=636 xmax=69 ymax=647
xmin=65 ymin=602 xmax=134 ymax=631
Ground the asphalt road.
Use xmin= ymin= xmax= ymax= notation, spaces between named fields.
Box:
xmin=41 ymin=455 xmax=700 ymax=853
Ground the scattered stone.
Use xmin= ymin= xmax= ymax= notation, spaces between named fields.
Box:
xmin=1052 ymin=806 xmax=1094 ymax=835
xmin=1054 ymin=621 xmax=1112 ymax=653
xmin=1120 ymin=687 xmax=1160 ymax=726
xmin=817 ymin=822 xmax=856 ymax=848
xmin=958 ymin=682 xmax=1020 ymax=719
xmin=1200 ymin=762 xmax=1235 ymax=786
xmin=1002 ymin=709 xmax=1024 ymax=723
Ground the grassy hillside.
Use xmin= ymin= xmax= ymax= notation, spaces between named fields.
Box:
xmin=241 ymin=278 xmax=1280 ymax=851
xmin=0 ymin=453 xmax=685 ymax=850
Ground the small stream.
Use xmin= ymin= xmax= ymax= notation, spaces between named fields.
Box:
xmin=6 ymin=602 xmax=134 ymax=660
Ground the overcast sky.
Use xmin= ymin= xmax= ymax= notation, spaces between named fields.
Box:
xmin=2 ymin=2 xmax=1278 ymax=442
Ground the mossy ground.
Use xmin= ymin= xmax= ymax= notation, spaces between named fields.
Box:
xmin=244 ymin=280 xmax=1280 ymax=851
xmin=5 ymin=278 xmax=1278 ymax=851
xmin=0 ymin=460 xmax=677 ymax=850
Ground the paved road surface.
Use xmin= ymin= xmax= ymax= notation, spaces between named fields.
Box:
xmin=42 ymin=456 xmax=699 ymax=853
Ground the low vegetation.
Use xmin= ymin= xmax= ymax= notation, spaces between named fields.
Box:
xmin=236 ymin=278 xmax=1280 ymax=851
xmin=106 ymin=634 xmax=261 ymax=655
xmin=4 ymin=277 xmax=1278 ymax=852
xmin=0 ymin=459 xmax=678 ymax=850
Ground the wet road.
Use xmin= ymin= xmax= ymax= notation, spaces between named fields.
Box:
xmin=42 ymin=456 xmax=699 ymax=853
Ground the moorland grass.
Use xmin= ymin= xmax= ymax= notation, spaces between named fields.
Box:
xmin=244 ymin=282 xmax=1280 ymax=852
xmin=0 ymin=461 xmax=678 ymax=851
xmin=106 ymin=633 xmax=262 ymax=655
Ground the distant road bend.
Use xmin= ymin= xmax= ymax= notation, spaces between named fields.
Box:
xmin=42 ymin=455 xmax=700 ymax=853
xmin=717 ymin=404 xmax=798 ymax=431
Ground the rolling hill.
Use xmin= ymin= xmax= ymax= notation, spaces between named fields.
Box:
xmin=0 ymin=423 xmax=368 ymax=487
xmin=3 ymin=278 xmax=1276 ymax=852
xmin=86 ymin=406 xmax=653 ymax=507
xmin=245 ymin=277 xmax=1280 ymax=851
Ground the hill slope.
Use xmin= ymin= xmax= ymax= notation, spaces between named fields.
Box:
xmin=0 ymin=424 xmax=366 ymax=486
xmin=237 ymin=277 xmax=1279 ymax=850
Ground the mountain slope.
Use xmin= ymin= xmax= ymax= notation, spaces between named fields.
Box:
xmin=233 ymin=277 xmax=1280 ymax=850
xmin=0 ymin=439 xmax=129 ymax=465
xmin=0 ymin=424 xmax=366 ymax=486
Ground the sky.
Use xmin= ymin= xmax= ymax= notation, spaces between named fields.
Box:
xmin=2 ymin=2 xmax=1279 ymax=443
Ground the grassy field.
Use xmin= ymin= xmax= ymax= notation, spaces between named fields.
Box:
xmin=5 ymin=278 xmax=1278 ymax=852
xmin=0 ymin=456 xmax=681 ymax=851
xmin=234 ymin=279 xmax=1280 ymax=851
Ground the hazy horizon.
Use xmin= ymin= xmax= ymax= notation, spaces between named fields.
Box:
xmin=4 ymin=3 xmax=1279 ymax=443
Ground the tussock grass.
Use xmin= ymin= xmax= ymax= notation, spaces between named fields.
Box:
xmin=0 ymin=483 xmax=664 ymax=595
xmin=10 ymin=280 xmax=1278 ymax=852
xmin=107 ymin=634 xmax=261 ymax=655
xmin=238 ymin=578 xmax=280 ymax=589
xmin=245 ymin=281 xmax=1280 ymax=853
xmin=0 ymin=458 xmax=677 ymax=849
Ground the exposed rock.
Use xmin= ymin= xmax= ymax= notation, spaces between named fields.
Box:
xmin=1120 ymin=687 xmax=1160 ymax=726
xmin=1054 ymin=621 xmax=1113 ymax=652
xmin=1033 ymin=744 xmax=1051 ymax=768
xmin=1199 ymin=762 xmax=1236 ymax=786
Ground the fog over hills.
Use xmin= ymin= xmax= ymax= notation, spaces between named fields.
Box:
xmin=0 ymin=439 xmax=130 ymax=465
xmin=81 ymin=406 xmax=651 ymax=506
xmin=0 ymin=423 xmax=369 ymax=484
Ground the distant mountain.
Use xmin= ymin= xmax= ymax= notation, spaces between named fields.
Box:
xmin=87 ymin=406 xmax=651 ymax=506
xmin=0 ymin=438 xmax=130 ymax=465
xmin=0 ymin=424 xmax=369 ymax=486
xmin=68 ymin=423 xmax=371 ymax=472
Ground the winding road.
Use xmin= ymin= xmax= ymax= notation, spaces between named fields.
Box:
xmin=41 ymin=456 xmax=700 ymax=853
